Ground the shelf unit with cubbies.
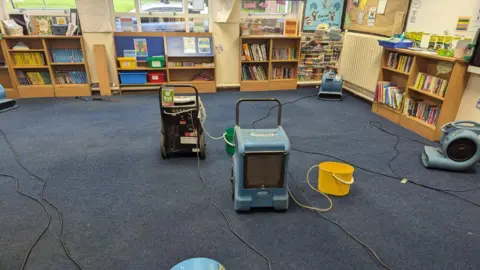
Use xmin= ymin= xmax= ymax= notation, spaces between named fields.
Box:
xmin=0 ymin=40 xmax=17 ymax=98
xmin=0 ymin=36 xmax=90 ymax=98
xmin=372 ymin=48 xmax=469 ymax=141
xmin=297 ymin=35 xmax=343 ymax=84
xmin=239 ymin=36 xmax=300 ymax=91
xmin=114 ymin=32 xmax=216 ymax=94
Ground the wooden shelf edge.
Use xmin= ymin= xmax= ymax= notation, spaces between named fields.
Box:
xmin=241 ymin=61 xmax=269 ymax=63
xmin=51 ymin=62 xmax=85 ymax=66
xmin=13 ymin=66 xmax=49 ymax=69
xmin=382 ymin=66 xmax=410 ymax=75
xmin=403 ymin=115 xmax=436 ymax=130
xmin=271 ymin=60 xmax=298 ymax=63
xmin=408 ymin=87 xmax=445 ymax=101
xmin=9 ymin=49 xmax=45 ymax=52
xmin=117 ymin=67 xmax=167 ymax=70
xmin=168 ymin=66 xmax=214 ymax=70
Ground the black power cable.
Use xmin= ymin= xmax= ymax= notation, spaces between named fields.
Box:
xmin=288 ymin=172 xmax=392 ymax=270
xmin=252 ymin=94 xmax=317 ymax=128
xmin=189 ymin=113 xmax=273 ymax=270
xmin=0 ymin=129 xmax=83 ymax=269
xmin=0 ymin=173 xmax=52 ymax=270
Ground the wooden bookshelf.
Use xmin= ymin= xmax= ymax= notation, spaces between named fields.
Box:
xmin=239 ymin=36 xmax=301 ymax=91
xmin=113 ymin=32 xmax=216 ymax=94
xmin=372 ymin=48 xmax=469 ymax=141
xmin=0 ymin=36 xmax=91 ymax=98
xmin=298 ymin=34 xmax=343 ymax=83
xmin=0 ymin=41 xmax=17 ymax=98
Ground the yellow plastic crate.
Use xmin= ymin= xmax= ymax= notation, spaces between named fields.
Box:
xmin=118 ymin=57 xmax=137 ymax=69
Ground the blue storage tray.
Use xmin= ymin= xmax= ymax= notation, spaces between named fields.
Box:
xmin=119 ymin=72 xmax=147 ymax=84
xmin=378 ymin=40 xmax=414 ymax=49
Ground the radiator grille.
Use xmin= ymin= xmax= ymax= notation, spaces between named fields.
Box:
xmin=244 ymin=152 xmax=285 ymax=188
xmin=339 ymin=32 xmax=385 ymax=101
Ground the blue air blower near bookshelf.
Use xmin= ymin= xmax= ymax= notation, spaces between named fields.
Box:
xmin=422 ymin=121 xmax=480 ymax=171
xmin=231 ymin=98 xmax=290 ymax=211
xmin=317 ymin=70 xmax=343 ymax=101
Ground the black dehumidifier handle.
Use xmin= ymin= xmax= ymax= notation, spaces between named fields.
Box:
xmin=236 ymin=98 xmax=282 ymax=127
xmin=159 ymin=84 xmax=200 ymax=112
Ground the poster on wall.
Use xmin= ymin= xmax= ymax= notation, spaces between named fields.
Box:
xmin=134 ymin=38 xmax=148 ymax=57
xmin=303 ymin=0 xmax=346 ymax=31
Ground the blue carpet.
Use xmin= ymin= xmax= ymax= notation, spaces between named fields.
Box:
xmin=0 ymin=89 xmax=479 ymax=270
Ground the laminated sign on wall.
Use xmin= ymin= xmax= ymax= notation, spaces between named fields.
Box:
xmin=303 ymin=0 xmax=346 ymax=31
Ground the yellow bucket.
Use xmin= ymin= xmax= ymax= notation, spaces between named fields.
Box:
xmin=118 ymin=57 xmax=137 ymax=69
xmin=318 ymin=162 xmax=354 ymax=196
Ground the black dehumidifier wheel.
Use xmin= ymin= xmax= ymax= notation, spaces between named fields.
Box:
xmin=199 ymin=134 xmax=206 ymax=160
xmin=231 ymin=168 xmax=234 ymax=201
xmin=160 ymin=131 xmax=168 ymax=159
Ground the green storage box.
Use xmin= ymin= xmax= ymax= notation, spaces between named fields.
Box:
xmin=147 ymin=56 xmax=165 ymax=68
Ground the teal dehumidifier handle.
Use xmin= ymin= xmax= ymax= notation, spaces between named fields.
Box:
xmin=236 ymin=98 xmax=282 ymax=127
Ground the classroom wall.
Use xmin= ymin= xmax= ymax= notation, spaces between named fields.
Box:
xmin=82 ymin=33 xmax=120 ymax=85
xmin=212 ymin=0 xmax=241 ymax=87
xmin=406 ymin=0 xmax=478 ymax=37
xmin=456 ymin=74 xmax=480 ymax=121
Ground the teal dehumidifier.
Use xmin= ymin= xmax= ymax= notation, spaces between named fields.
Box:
xmin=422 ymin=121 xmax=480 ymax=171
xmin=231 ymin=98 xmax=290 ymax=211
xmin=0 ymin=84 xmax=17 ymax=113
xmin=318 ymin=70 xmax=343 ymax=101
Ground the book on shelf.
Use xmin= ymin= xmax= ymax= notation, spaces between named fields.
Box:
xmin=413 ymin=72 xmax=449 ymax=97
xmin=242 ymin=43 xmax=268 ymax=61
xmin=242 ymin=64 xmax=267 ymax=80
xmin=12 ymin=52 xmax=45 ymax=66
xmin=273 ymin=48 xmax=296 ymax=60
xmin=50 ymin=49 xmax=84 ymax=63
xmin=386 ymin=52 xmax=413 ymax=73
xmin=16 ymin=70 xmax=51 ymax=85
xmin=375 ymin=81 xmax=404 ymax=110
xmin=271 ymin=67 xmax=295 ymax=79
xmin=55 ymin=71 xmax=88 ymax=84
xmin=403 ymin=97 xmax=441 ymax=125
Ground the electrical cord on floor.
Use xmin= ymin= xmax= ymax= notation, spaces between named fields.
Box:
xmin=287 ymin=165 xmax=332 ymax=212
xmin=189 ymin=113 xmax=273 ymax=270
xmin=252 ymin=94 xmax=317 ymax=128
xmin=287 ymin=172 xmax=392 ymax=270
xmin=368 ymin=121 xmax=480 ymax=195
xmin=0 ymin=129 xmax=83 ymax=269
xmin=291 ymin=147 xmax=480 ymax=208
xmin=0 ymin=173 xmax=52 ymax=270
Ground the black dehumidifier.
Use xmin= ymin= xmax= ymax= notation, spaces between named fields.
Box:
xmin=158 ymin=84 xmax=206 ymax=159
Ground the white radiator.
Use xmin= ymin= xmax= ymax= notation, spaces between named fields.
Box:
xmin=339 ymin=32 xmax=386 ymax=101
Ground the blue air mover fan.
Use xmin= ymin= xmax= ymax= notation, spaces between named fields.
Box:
xmin=0 ymin=84 xmax=17 ymax=113
xmin=422 ymin=121 xmax=480 ymax=171
xmin=318 ymin=71 xmax=343 ymax=101
xmin=231 ymin=98 xmax=290 ymax=211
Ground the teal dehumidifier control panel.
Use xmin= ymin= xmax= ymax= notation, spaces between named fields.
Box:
xmin=231 ymin=98 xmax=290 ymax=211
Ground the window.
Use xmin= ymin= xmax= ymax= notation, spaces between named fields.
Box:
xmin=8 ymin=0 xmax=76 ymax=9
xmin=242 ymin=0 xmax=293 ymax=14
xmin=141 ymin=17 xmax=185 ymax=32
xmin=112 ymin=0 xmax=210 ymax=32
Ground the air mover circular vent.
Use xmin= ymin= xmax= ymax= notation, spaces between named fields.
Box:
xmin=447 ymin=138 xmax=477 ymax=162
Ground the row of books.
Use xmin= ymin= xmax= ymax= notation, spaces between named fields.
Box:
xmin=413 ymin=73 xmax=448 ymax=97
xmin=242 ymin=43 xmax=268 ymax=62
xmin=271 ymin=67 xmax=295 ymax=80
xmin=55 ymin=71 xmax=88 ymax=84
xmin=403 ymin=97 xmax=441 ymax=125
xmin=50 ymin=49 xmax=84 ymax=63
xmin=241 ymin=65 xmax=267 ymax=80
xmin=387 ymin=53 xmax=413 ymax=73
xmin=16 ymin=71 xmax=51 ymax=85
xmin=12 ymin=52 xmax=45 ymax=66
xmin=375 ymin=82 xmax=404 ymax=110
xmin=272 ymin=48 xmax=296 ymax=60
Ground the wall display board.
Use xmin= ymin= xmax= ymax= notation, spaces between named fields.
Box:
xmin=343 ymin=0 xmax=410 ymax=36
xmin=303 ymin=0 xmax=346 ymax=31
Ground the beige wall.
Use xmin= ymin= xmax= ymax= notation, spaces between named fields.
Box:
xmin=212 ymin=0 xmax=240 ymax=86
xmin=83 ymin=33 xmax=120 ymax=86
xmin=456 ymin=74 xmax=480 ymax=122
